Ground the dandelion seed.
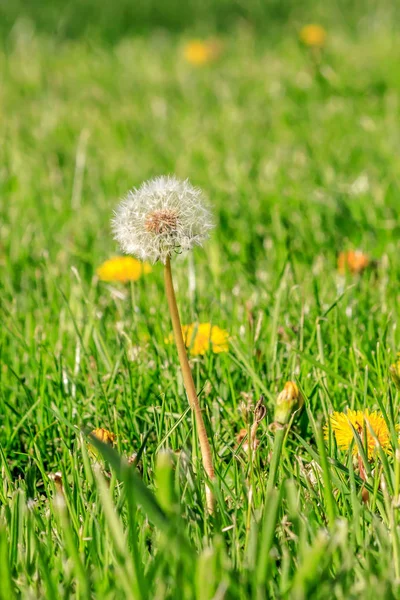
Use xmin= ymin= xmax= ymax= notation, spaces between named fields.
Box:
xmin=112 ymin=176 xmax=213 ymax=264
xmin=299 ymin=24 xmax=327 ymax=48
xmin=302 ymin=459 xmax=323 ymax=488
xmin=183 ymin=39 xmax=222 ymax=66
xmin=324 ymin=409 xmax=395 ymax=459
xmin=27 ymin=498 xmax=37 ymax=510
xmin=337 ymin=250 xmax=369 ymax=275
xmin=96 ymin=256 xmax=152 ymax=282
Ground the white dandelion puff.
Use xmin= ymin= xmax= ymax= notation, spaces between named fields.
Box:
xmin=112 ymin=175 xmax=213 ymax=264
xmin=110 ymin=174 xmax=216 ymax=513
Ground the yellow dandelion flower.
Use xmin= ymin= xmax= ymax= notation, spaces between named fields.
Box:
xmin=299 ymin=24 xmax=327 ymax=48
xmin=182 ymin=323 xmax=229 ymax=355
xmin=337 ymin=250 xmax=369 ymax=275
xmin=390 ymin=355 xmax=400 ymax=390
xmin=96 ymin=256 xmax=151 ymax=283
xmin=324 ymin=409 xmax=395 ymax=459
xmin=183 ymin=39 xmax=222 ymax=66
xmin=166 ymin=323 xmax=229 ymax=356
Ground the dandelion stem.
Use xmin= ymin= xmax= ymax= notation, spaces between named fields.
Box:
xmin=164 ymin=255 xmax=215 ymax=513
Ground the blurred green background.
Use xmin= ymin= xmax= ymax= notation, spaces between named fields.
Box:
xmin=0 ymin=0 xmax=399 ymax=41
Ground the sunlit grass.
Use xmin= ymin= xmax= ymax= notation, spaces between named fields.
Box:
xmin=1 ymin=9 xmax=400 ymax=598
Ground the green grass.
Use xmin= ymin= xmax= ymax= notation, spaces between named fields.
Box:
xmin=2 ymin=3 xmax=400 ymax=597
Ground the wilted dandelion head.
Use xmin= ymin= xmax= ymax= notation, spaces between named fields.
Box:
xmin=324 ymin=409 xmax=395 ymax=459
xmin=236 ymin=428 xmax=260 ymax=453
xmin=112 ymin=176 xmax=213 ymax=264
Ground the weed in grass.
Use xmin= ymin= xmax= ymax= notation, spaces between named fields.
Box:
xmin=113 ymin=175 xmax=216 ymax=512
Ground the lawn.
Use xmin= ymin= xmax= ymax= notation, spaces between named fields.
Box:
xmin=1 ymin=1 xmax=400 ymax=598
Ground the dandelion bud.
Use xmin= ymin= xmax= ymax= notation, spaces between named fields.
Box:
xmin=274 ymin=382 xmax=304 ymax=426
xmin=389 ymin=357 xmax=400 ymax=391
xmin=88 ymin=428 xmax=116 ymax=460
xmin=112 ymin=176 xmax=213 ymax=264
xmin=91 ymin=428 xmax=116 ymax=445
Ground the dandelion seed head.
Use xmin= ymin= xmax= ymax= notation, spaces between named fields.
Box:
xmin=112 ymin=176 xmax=213 ymax=264
xmin=145 ymin=208 xmax=178 ymax=235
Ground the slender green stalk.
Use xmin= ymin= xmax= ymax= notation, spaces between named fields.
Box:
xmin=315 ymin=422 xmax=337 ymax=527
xmin=266 ymin=427 xmax=286 ymax=498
